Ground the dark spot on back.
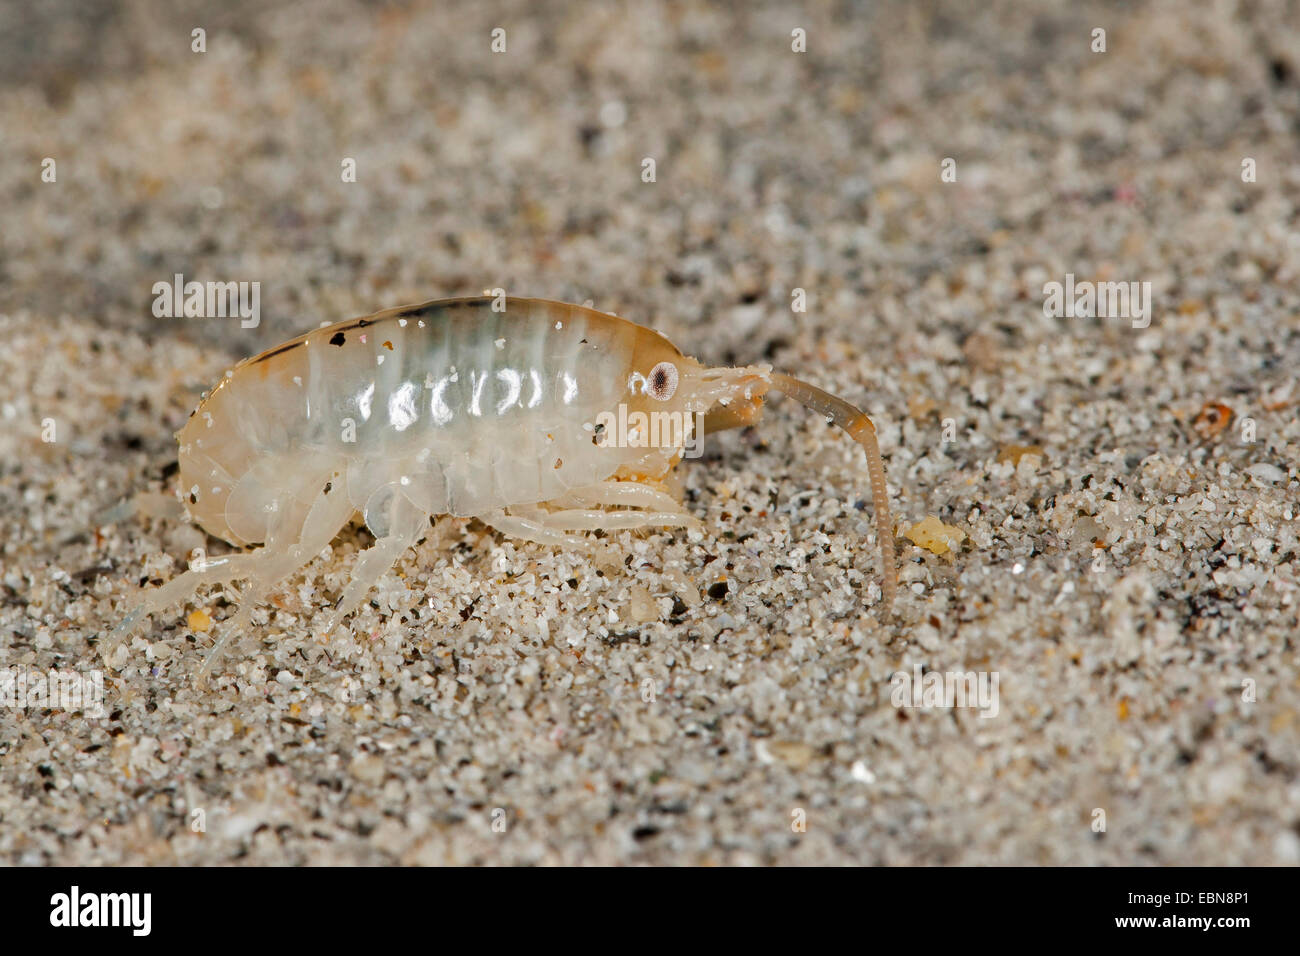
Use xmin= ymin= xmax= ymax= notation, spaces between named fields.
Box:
xmin=330 ymin=332 xmax=346 ymax=346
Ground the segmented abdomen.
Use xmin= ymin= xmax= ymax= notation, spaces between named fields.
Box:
xmin=179 ymin=297 xmax=641 ymax=543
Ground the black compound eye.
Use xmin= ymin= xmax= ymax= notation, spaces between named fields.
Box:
xmin=648 ymin=361 xmax=678 ymax=401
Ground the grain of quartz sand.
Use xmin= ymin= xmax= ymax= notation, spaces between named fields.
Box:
xmin=1 ymin=0 xmax=1299 ymax=865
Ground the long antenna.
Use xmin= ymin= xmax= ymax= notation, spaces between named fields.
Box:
xmin=768 ymin=371 xmax=898 ymax=611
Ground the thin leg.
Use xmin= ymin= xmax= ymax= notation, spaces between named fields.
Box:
xmin=195 ymin=486 xmax=356 ymax=682
xmin=103 ymin=551 xmax=269 ymax=658
xmin=103 ymin=483 xmax=320 ymax=661
xmin=479 ymin=508 xmax=593 ymax=551
xmin=556 ymin=480 xmax=687 ymax=513
xmin=526 ymin=508 xmax=700 ymax=533
xmin=315 ymin=499 xmax=429 ymax=638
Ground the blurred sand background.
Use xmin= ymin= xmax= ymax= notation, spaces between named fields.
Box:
xmin=1 ymin=0 xmax=1299 ymax=864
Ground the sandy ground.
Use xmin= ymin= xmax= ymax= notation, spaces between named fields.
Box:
xmin=2 ymin=0 xmax=1299 ymax=865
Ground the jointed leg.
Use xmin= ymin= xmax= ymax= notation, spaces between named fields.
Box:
xmin=482 ymin=475 xmax=702 ymax=548
xmin=553 ymin=477 xmax=702 ymax=532
xmin=479 ymin=508 xmax=593 ymax=551
xmin=195 ymin=485 xmax=356 ymax=681
xmin=315 ymin=497 xmax=430 ymax=638
xmin=104 ymin=551 xmax=270 ymax=658
xmin=104 ymin=489 xmax=320 ymax=661
xmin=556 ymin=480 xmax=689 ymax=514
xmin=522 ymin=507 xmax=699 ymax=533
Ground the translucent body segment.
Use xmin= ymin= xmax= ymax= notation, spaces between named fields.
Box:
xmin=178 ymin=297 xmax=649 ymax=542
